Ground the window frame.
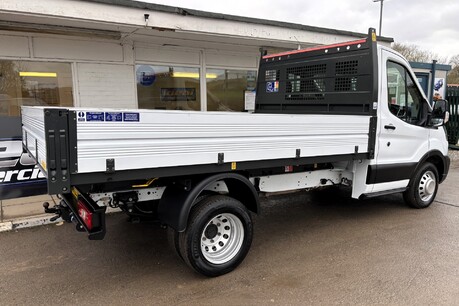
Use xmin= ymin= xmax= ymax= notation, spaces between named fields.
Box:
xmin=386 ymin=60 xmax=426 ymax=126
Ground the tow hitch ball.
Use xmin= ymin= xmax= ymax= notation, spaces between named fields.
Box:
xmin=43 ymin=201 xmax=85 ymax=232
xmin=43 ymin=201 xmax=73 ymax=223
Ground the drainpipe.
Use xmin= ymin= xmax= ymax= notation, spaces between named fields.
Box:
xmin=429 ymin=59 xmax=437 ymax=101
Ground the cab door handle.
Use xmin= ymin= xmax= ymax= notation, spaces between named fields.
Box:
xmin=384 ymin=125 xmax=396 ymax=130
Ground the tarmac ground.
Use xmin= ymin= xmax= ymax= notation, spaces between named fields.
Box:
xmin=1 ymin=161 xmax=458 ymax=305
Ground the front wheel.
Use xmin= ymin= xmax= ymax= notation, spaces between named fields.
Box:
xmin=403 ymin=162 xmax=439 ymax=209
xmin=177 ymin=195 xmax=253 ymax=277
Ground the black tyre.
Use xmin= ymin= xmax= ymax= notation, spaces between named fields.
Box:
xmin=403 ymin=162 xmax=439 ymax=209
xmin=167 ymin=193 xmax=215 ymax=261
xmin=167 ymin=227 xmax=183 ymax=261
xmin=177 ymin=195 xmax=253 ymax=277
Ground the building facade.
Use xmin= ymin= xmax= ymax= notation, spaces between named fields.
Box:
xmin=410 ymin=61 xmax=451 ymax=100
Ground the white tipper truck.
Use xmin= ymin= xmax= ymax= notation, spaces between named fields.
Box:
xmin=21 ymin=29 xmax=450 ymax=277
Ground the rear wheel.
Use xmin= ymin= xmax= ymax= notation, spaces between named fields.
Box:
xmin=177 ymin=195 xmax=253 ymax=277
xmin=167 ymin=193 xmax=214 ymax=261
xmin=403 ymin=162 xmax=439 ymax=208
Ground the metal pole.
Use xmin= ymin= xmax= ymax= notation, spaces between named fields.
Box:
xmin=373 ymin=0 xmax=384 ymax=36
xmin=429 ymin=60 xmax=437 ymax=103
xmin=379 ymin=0 xmax=383 ymax=36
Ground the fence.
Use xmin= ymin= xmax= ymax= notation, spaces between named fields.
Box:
xmin=446 ymin=86 xmax=459 ymax=146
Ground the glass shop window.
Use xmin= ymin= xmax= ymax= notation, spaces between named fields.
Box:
xmin=136 ymin=65 xmax=201 ymax=111
xmin=0 ymin=60 xmax=73 ymax=117
xmin=206 ymin=69 xmax=257 ymax=112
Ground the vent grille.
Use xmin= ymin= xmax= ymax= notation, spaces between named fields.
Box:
xmin=286 ymin=64 xmax=326 ymax=79
xmin=335 ymin=77 xmax=358 ymax=91
xmin=286 ymin=79 xmax=326 ymax=93
xmin=335 ymin=60 xmax=358 ymax=75
xmin=285 ymin=64 xmax=326 ymax=100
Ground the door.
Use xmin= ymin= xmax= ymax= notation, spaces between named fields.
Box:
xmin=372 ymin=50 xmax=430 ymax=191
xmin=415 ymin=73 xmax=429 ymax=97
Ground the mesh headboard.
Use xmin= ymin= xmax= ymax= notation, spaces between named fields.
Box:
xmin=256 ymin=31 xmax=377 ymax=115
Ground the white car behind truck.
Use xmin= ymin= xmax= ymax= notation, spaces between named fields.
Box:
xmin=21 ymin=29 xmax=450 ymax=277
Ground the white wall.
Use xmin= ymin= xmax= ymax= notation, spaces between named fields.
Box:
xmin=33 ymin=37 xmax=124 ymax=62
xmin=0 ymin=35 xmax=29 ymax=57
xmin=135 ymin=46 xmax=200 ymax=66
xmin=77 ymin=63 xmax=136 ymax=108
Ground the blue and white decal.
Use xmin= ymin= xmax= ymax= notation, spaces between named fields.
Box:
xmin=78 ymin=111 xmax=140 ymax=122
xmin=86 ymin=112 xmax=105 ymax=122
xmin=266 ymin=81 xmax=279 ymax=93
xmin=136 ymin=65 xmax=156 ymax=86
xmin=0 ymin=139 xmax=46 ymax=199
xmin=105 ymin=112 xmax=123 ymax=122
xmin=123 ymin=112 xmax=140 ymax=122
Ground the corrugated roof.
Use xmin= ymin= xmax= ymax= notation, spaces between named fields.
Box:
xmin=82 ymin=0 xmax=394 ymax=43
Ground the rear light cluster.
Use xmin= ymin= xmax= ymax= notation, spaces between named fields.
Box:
xmin=77 ymin=199 xmax=94 ymax=230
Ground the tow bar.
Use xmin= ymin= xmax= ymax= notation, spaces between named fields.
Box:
xmin=43 ymin=188 xmax=107 ymax=240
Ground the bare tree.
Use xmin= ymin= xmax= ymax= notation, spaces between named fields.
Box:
xmin=392 ymin=43 xmax=448 ymax=64
xmin=447 ymin=54 xmax=459 ymax=85
xmin=392 ymin=43 xmax=459 ymax=86
xmin=0 ymin=61 xmax=22 ymax=94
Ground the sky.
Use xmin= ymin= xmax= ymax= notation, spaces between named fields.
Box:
xmin=137 ymin=0 xmax=459 ymax=62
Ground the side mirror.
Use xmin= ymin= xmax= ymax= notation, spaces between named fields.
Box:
xmin=430 ymin=99 xmax=449 ymax=127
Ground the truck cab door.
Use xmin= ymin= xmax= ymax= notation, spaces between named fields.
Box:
xmin=371 ymin=49 xmax=430 ymax=191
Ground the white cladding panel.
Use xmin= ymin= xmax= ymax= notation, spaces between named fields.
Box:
xmin=0 ymin=35 xmax=30 ymax=57
xmin=205 ymin=52 xmax=258 ymax=69
xmin=77 ymin=63 xmax=136 ymax=108
xmin=33 ymin=37 xmax=123 ymax=61
xmin=258 ymin=169 xmax=344 ymax=192
xmin=71 ymin=108 xmax=370 ymax=173
xmin=135 ymin=46 xmax=200 ymax=65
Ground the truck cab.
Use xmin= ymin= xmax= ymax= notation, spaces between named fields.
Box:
xmin=367 ymin=45 xmax=449 ymax=203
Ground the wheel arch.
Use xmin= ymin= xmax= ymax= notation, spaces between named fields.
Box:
xmin=411 ymin=150 xmax=448 ymax=185
xmin=158 ymin=172 xmax=259 ymax=232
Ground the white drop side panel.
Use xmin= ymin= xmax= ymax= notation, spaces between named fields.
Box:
xmin=21 ymin=106 xmax=47 ymax=173
xmin=77 ymin=63 xmax=136 ymax=109
xmin=74 ymin=108 xmax=371 ymax=173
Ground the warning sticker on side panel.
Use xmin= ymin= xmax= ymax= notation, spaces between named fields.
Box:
xmin=77 ymin=111 xmax=85 ymax=122
xmin=86 ymin=112 xmax=104 ymax=121
xmin=105 ymin=112 xmax=123 ymax=122
xmin=123 ymin=112 xmax=140 ymax=122
xmin=266 ymin=81 xmax=279 ymax=93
